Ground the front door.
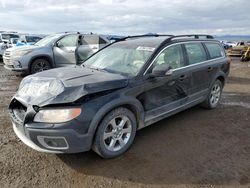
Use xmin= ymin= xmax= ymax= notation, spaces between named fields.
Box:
xmin=53 ymin=34 xmax=79 ymax=67
xmin=138 ymin=44 xmax=191 ymax=121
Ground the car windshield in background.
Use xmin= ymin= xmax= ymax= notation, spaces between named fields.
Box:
xmin=2 ymin=34 xmax=19 ymax=40
xmin=35 ymin=34 xmax=60 ymax=46
xmin=26 ymin=36 xmax=42 ymax=43
xmin=83 ymin=42 xmax=155 ymax=76
xmin=12 ymin=38 xmax=19 ymax=44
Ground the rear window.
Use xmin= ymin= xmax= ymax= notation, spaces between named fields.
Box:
xmin=205 ymin=43 xmax=224 ymax=59
xmin=184 ymin=43 xmax=207 ymax=65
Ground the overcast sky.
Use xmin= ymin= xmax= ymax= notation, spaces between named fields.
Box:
xmin=0 ymin=0 xmax=250 ymax=35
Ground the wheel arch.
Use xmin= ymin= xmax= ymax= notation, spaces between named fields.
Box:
xmin=88 ymin=97 xmax=145 ymax=144
xmin=29 ymin=55 xmax=54 ymax=72
xmin=217 ymin=75 xmax=225 ymax=86
xmin=210 ymin=71 xmax=226 ymax=88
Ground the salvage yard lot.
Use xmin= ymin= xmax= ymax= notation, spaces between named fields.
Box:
xmin=0 ymin=58 xmax=250 ymax=188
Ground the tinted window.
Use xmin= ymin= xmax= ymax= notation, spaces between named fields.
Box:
xmin=185 ymin=43 xmax=207 ymax=65
xmin=152 ymin=44 xmax=184 ymax=71
xmin=58 ymin=35 xmax=78 ymax=47
xmin=205 ymin=43 xmax=224 ymax=59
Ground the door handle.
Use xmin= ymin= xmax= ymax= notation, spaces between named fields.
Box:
xmin=208 ymin=67 xmax=213 ymax=72
xmin=179 ymin=75 xmax=187 ymax=81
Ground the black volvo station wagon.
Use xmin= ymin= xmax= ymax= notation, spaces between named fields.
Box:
xmin=9 ymin=34 xmax=230 ymax=158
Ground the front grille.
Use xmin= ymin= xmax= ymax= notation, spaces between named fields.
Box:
xmin=4 ymin=50 xmax=11 ymax=57
xmin=9 ymin=99 xmax=27 ymax=123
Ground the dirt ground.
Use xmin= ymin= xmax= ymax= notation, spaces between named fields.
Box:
xmin=0 ymin=57 xmax=249 ymax=188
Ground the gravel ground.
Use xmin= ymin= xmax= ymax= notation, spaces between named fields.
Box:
xmin=0 ymin=57 xmax=250 ymax=188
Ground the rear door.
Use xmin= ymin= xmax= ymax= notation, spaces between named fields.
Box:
xmin=53 ymin=34 xmax=79 ymax=67
xmin=183 ymin=42 xmax=211 ymax=101
xmin=76 ymin=35 xmax=100 ymax=62
xmin=82 ymin=35 xmax=99 ymax=52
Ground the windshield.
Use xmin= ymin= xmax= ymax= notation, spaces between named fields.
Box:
xmin=2 ymin=34 xmax=19 ymax=40
xmin=35 ymin=34 xmax=60 ymax=46
xmin=26 ymin=36 xmax=42 ymax=43
xmin=83 ymin=43 xmax=154 ymax=76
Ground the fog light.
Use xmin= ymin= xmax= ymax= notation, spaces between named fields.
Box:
xmin=13 ymin=60 xmax=21 ymax=68
xmin=37 ymin=136 xmax=68 ymax=150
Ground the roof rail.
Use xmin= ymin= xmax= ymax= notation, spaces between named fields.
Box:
xmin=55 ymin=31 xmax=81 ymax=34
xmin=111 ymin=34 xmax=174 ymax=42
xmin=167 ymin=34 xmax=214 ymax=41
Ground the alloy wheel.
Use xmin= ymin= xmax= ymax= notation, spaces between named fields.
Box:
xmin=103 ymin=115 xmax=132 ymax=152
xmin=210 ymin=83 xmax=221 ymax=106
xmin=33 ymin=61 xmax=50 ymax=73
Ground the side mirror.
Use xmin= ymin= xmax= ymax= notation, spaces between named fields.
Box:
xmin=56 ymin=41 xmax=63 ymax=48
xmin=152 ymin=64 xmax=173 ymax=77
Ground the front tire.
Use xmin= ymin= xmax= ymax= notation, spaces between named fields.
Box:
xmin=93 ymin=107 xmax=137 ymax=159
xmin=30 ymin=59 xmax=51 ymax=74
xmin=201 ymin=80 xmax=223 ymax=109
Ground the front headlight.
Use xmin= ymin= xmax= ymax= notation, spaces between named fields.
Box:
xmin=34 ymin=108 xmax=82 ymax=123
xmin=18 ymin=77 xmax=64 ymax=97
xmin=17 ymin=76 xmax=65 ymax=104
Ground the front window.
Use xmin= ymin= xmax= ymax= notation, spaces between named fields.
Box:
xmin=83 ymin=43 xmax=155 ymax=76
xmin=150 ymin=44 xmax=184 ymax=72
xmin=35 ymin=34 xmax=61 ymax=46
xmin=57 ymin=34 xmax=78 ymax=47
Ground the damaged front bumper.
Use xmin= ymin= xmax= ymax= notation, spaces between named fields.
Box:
xmin=12 ymin=120 xmax=93 ymax=153
xmin=9 ymin=98 xmax=93 ymax=154
xmin=12 ymin=122 xmax=62 ymax=153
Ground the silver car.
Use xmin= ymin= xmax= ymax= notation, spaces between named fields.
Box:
xmin=0 ymin=32 xmax=20 ymax=56
xmin=3 ymin=33 xmax=110 ymax=74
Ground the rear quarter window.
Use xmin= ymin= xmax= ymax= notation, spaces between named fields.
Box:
xmin=205 ymin=43 xmax=224 ymax=59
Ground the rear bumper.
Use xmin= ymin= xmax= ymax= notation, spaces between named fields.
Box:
xmin=12 ymin=121 xmax=93 ymax=154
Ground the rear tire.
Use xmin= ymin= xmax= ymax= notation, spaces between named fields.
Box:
xmin=30 ymin=59 xmax=51 ymax=74
xmin=93 ymin=107 xmax=137 ymax=159
xmin=201 ymin=80 xmax=223 ymax=109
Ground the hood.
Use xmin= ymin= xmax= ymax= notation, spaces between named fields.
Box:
xmin=7 ymin=45 xmax=41 ymax=52
xmin=15 ymin=67 xmax=128 ymax=106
